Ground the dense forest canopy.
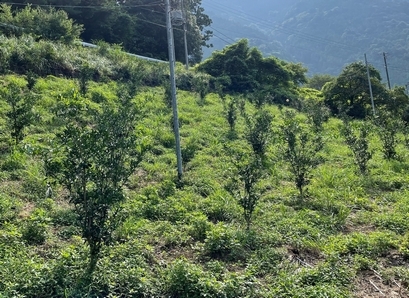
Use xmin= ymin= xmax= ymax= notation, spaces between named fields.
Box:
xmin=1 ymin=0 xmax=212 ymax=63
xmin=202 ymin=0 xmax=409 ymax=86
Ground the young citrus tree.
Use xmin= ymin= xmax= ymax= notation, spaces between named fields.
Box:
xmin=244 ymin=108 xmax=274 ymax=158
xmin=280 ymin=110 xmax=323 ymax=200
xmin=1 ymin=81 xmax=37 ymax=145
xmin=58 ymin=89 xmax=144 ymax=276
xmin=228 ymin=154 xmax=264 ymax=230
xmin=341 ymin=118 xmax=372 ymax=175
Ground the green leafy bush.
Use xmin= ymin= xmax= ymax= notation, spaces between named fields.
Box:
xmin=0 ymin=4 xmax=83 ymax=44
xmin=341 ymin=119 xmax=372 ymax=175
xmin=22 ymin=208 xmax=50 ymax=245
xmin=280 ymin=110 xmax=323 ymax=199
xmin=203 ymin=223 xmax=243 ymax=260
xmin=374 ymin=110 xmax=402 ymax=160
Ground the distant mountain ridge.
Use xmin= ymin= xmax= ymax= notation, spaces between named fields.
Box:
xmin=202 ymin=0 xmax=409 ymax=86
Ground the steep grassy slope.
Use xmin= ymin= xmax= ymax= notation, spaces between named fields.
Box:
xmin=0 ymin=68 xmax=409 ymax=297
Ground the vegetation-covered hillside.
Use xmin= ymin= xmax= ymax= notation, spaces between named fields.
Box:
xmin=2 ymin=6 xmax=409 ymax=298
xmin=1 ymin=0 xmax=212 ymax=63
xmin=203 ymin=0 xmax=409 ymax=86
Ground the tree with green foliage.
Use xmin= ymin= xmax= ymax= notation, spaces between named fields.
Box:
xmin=306 ymin=74 xmax=335 ymax=91
xmin=1 ymin=81 xmax=37 ymax=145
xmin=58 ymin=89 xmax=144 ymax=276
xmin=225 ymin=97 xmax=238 ymax=132
xmin=78 ymin=62 xmax=93 ymax=96
xmin=341 ymin=118 xmax=372 ymax=175
xmin=283 ymin=61 xmax=308 ymax=86
xmin=198 ymin=39 xmax=292 ymax=94
xmin=228 ymin=155 xmax=264 ymax=230
xmin=0 ymin=4 xmax=82 ymax=44
xmin=386 ymin=86 xmax=409 ymax=115
xmin=304 ymin=100 xmax=330 ymax=133
xmin=192 ymin=72 xmax=210 ymax=105
xmin=374 ymin=110 xmax=402 ymax=160
xmin=244 ymin=108 xmax=274 ymax=158
xmin=280 ymin=110 xmax=323 ymax=200
xmin=2 ymin=0 xmax=212 ymax=63
xmin=323 ymin=62 xmax=388 ymax=119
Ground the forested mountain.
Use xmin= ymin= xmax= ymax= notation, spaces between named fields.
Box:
xmin=202 ymin=0 xmax=409 ymax=86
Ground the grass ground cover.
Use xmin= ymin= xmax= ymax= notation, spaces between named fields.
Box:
xmin=0 ymin=70 xmax=409 ymax=297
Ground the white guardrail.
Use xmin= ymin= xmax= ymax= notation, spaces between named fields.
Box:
xmin=80 ymin=41 xmax=167 ymax=64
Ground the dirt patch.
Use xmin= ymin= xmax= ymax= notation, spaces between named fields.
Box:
xmin=286 ymin=245 xmax=323 ymax=268
xmin=355 ymin=270 xmax=408 ymax=298
xmin=18 ymin=201 xmax=35 ymax=219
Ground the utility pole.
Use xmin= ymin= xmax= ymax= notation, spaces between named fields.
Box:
xmin=383 ymin=52 xmax=391 ymax=90
xmin=165 ymin=0 xmax=183 ymax=180
xmin=182 ymin=0 xmax=189 ymax=70
xmin=365 ymin=54 xmax=376 ymax=117
xmin=406 ymin=82 xmax=409 ymax=95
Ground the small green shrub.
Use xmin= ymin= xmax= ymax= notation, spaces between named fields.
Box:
xmin=399 ymin=232 xmax=409 ymax=257
xmin=341 ymin=119 xmax=372 ymax=175
xmin=199 ymin=190 xmax=239 ymax=223
xmin=22 ymin=208 xmax=50 ymax=245
xmin=225 ymin=97 xmax=238 ymax=132
xmin=244 ymin=108 xmax=274 ymax=157
xmin=203 ymin=223 xmax=243 ymax=260
xmin=325 ymin=231 xmax=398 ymax=257
xmin=280 ymin=110 xmax=323 ymax=199
xmin=187 ymin=213 xmax=211 ymax=241
xmin=374 ymin=110 xmax=402 ymax=160
xmin=0 ymin=194 xmax=18 ymax=224
xmin=164 ymin=258 xmax=220 ymax=298
xmin=228 ymin=155 xmax=264 ymax=230
xmin=304 ymin=100 xmax=330 ymax=132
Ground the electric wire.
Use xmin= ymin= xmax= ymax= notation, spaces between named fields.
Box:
xmin=204 ymin=0 xmax=355 ymax=52
xmin=4 ymin=1 xmax=164 ymax=9
xmin=3 ymin=1 xmax=408 ymax=79
xmin=208 ymin=25 xmax=235 ymax=43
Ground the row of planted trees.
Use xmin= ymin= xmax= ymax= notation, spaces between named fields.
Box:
xmin=220 ymin=89 xmax=409 ymax=232
xmin=1 ymin=75 xmax=146 ymax=287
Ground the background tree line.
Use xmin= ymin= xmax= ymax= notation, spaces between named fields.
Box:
xmin=0 ymin=0 xmax=212 ymax=63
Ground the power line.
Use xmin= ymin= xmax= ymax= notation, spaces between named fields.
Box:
xmin=209 ymin=25 xmax=235 ymax=43
xmin=211 ymin=33 xmax=232 ymax=46
xmin=204 ymin=0 xmax=355 ymax=53
xmin=4 ymin=1 xmax=164 ymax=9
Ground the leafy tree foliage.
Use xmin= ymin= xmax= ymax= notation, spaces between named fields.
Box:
xmin=228 ymin=155 xmax=264 ymax=230
xmin=58 ymin=89 xmax=144 ymax=275
xmin=244 ymin=108 xmax=274 ymax=158
xmin=1 ymin=0 xmax=212 ymax=62
xmin=386 ymin=86 xmax=409 ymax=115
xmin=341 ymin=119 xmax=372 ymax=175
xmin=374 ymin=110 xmax=402 ymax=160
xmin=323 ymin=62 xmax=387 ymax=119
xmin=280 ymin=110 xmax=323 ymax=199
xmin=306 ymin=74 xmax=335 ymax=91
xmin=304 ymin=100 xmax=330 ymax=133
xmin=0 ymin=4 xmax=82 ymax=43
xmin=1 ymin=80 xmax=37 ymax=145
xmin=198 ymin=39 xmax=296 ymax=94
xmin=225 ymin=97 xmax=238 ymax=132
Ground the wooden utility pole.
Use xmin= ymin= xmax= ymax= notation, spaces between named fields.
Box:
xmin=165 ymin=0 xmax=183 ymax=180
xmin=383 ymin=52 xmax=391 ymax=90
xmin=365 ymin=54 xmax=376 ymax=116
